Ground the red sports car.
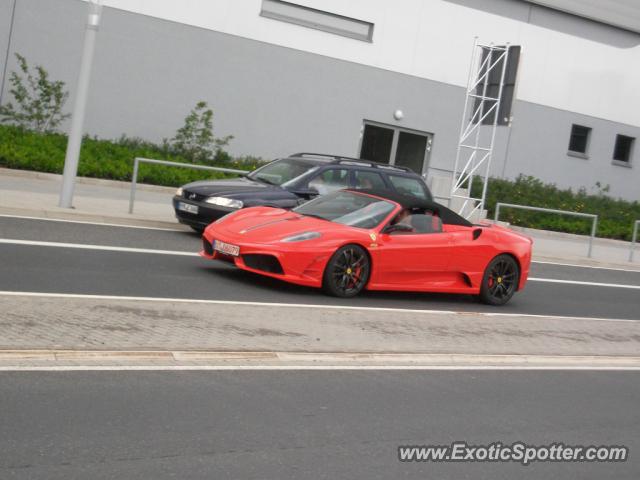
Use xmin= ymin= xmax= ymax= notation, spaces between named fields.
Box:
xmin=200 ymin=189 xmax=533 ymax=305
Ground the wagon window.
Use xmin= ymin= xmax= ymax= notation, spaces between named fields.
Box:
xmin=307 ymin=169 xmax=350 ymax=195
xmin=388 ymin=175 xmax=428 ymax=199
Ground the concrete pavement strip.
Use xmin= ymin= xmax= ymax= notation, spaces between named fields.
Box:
xmin=2 ymin=295 xmax=640 ymax=366
xmin=0 ymin=350 xmax=639 ymax=369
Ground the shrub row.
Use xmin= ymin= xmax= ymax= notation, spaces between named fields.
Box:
xmin=0 ymin=125 xmax=264 ymax=187
xmin=471 ymin=175 xmax=640 ymax=241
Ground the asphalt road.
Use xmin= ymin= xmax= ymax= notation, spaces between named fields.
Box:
xmin=1 ymin=371 xmax=638 ymax=480
xmin=0 ymin=216 xmax=639 ymax=319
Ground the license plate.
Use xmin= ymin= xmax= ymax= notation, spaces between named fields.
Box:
xmin=178 ymin=202 xmax=198 ymax=214
xmin=213 ymin=240 xmax=240 ymax=257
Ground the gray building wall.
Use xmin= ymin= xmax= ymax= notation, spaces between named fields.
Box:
xmin=0 ymin=0 xmax=638 ymax=200
xmin=0 ymin=0 xmax=16 ymax=104
xmin=501 ymin=102 xmax=640 ymax=197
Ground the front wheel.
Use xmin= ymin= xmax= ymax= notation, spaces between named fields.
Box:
xmin=322 ymin=244 xmax=370 ymax=298
xmin=479 ymin=254 xmax=520 ymax=306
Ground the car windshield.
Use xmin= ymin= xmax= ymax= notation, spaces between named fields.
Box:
xmin=248 ymin=159 xmax=319 ymax=186
xmin=294 ymin=191 xmax=396 ymax=229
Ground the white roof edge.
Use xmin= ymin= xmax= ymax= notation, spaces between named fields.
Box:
xmin=526 ymin=0 xmax=640 ymax=34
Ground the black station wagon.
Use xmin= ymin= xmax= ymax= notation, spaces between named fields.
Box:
xmin=172 ymin=153 xmax=433 ymax=232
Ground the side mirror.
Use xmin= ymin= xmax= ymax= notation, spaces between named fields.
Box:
xmin=383 ymin=223 xmax=414 ymax=234
xmin=473 ymin=228 xmax=483 ymax=240
xmin=293 ymin=187 xmax=319 ymax=198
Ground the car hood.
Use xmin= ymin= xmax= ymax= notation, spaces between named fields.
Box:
xmin=182 ymin=176 xmax=282 ymax=197
xmin=213 ymin=207 xmax=353 ymax=243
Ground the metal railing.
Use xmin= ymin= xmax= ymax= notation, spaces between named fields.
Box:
xmin=629 ymin=220 xmax=640 ymax=262
xmin=128 ymin=157 xmax=248 ymax=214
xmin=494 ymin=202 xmax=598 ymax=258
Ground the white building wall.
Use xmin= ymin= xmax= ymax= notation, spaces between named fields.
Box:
xmin=94 ymin=0 xmax=640 ymax=127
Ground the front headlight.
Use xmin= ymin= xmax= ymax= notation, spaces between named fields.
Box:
xmin=175 ymin=187 xmax=183 ymax=196
xmin=205 ymin=197 xmax=243 ymax=209
xmin=281 ymin=231 xmax=322 ymax=242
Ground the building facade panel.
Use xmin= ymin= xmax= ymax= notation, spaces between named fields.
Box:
xmin=527 ymin=0 xmax=640 ymax=33
xmin=0 ymin=0 xmax=638 ymax=199
xmin=500 ymin=100 xmax=640 ymax=197
xmin=93 ymin=0 xmax=640 ymax=127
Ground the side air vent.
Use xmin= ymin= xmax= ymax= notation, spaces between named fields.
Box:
xmin=243 ymin=254 xmax=284 ymax=274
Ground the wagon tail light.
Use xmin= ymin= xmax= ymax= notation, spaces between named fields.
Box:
xmin=280 ymin=231 xmax=322 ymax=242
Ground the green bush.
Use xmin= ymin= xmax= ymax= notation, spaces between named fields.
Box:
xmin=0 ymin=53 xmax=70 ymax=133
xmin=471 ymin=175 xmax=640 ymax=241
xmin=166 ymin=101 xmax=233 ymax=165
xmin=0 ymin=125 xmax=266 ymax=188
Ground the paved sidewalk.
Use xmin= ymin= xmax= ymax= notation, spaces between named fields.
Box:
xmin=1 ymin=167 xmax=638 ymax=267
xmin=0 ymin=167 xmax=183 ymax=228
xmin=2 ymin=294 xmax=639 ymax=358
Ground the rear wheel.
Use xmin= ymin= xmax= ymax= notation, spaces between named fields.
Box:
xmin=322 ymin=244 xmax=370 ymax=298
xmin=479 ymin=254 xmax=520 ymax=305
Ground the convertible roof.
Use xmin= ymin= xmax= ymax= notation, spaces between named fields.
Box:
xmin=350 ymin=189 xmax=473 ymax=227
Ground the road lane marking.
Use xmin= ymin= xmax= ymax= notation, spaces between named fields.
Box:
xmin=0 ymin=238 xmax=196 ymax=256
xmin=528 ymin=277 xmax=640 ymax=290
xmin=532 ymin=260 xmax=640 ymax=273
xmin=2 ymin=239 xmax=640 ymax=289
xmin=1 ymin=291 xmax=638 ymax=323
xmin=0 ymin=214 xmax=184 ymax=231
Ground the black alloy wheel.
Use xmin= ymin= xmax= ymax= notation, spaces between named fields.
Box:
xmin=323 ymin=244 xmax=370 ymax=298
xmin=479 ymin=254 xmax=520 ymax=305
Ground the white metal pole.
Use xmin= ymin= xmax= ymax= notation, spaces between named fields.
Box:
xmin=59 ymin=0 xmax=102 ymax=208
xmin=587 ymin=215 xmax=598 ymax=258
xmin=629 ymin=220 xmax=639 ymax=263
xmin=450 ymin=37 xmax=478 ymax=207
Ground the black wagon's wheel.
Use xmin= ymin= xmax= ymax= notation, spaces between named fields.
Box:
xmin=322 ymin=244 xmax=370 ymax=298
xmin=479 ymin=254 xmax=520 ymax=306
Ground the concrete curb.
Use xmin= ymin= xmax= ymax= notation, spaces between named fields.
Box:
xmin=0 ymin=206 xmax=186 ymax=230
xmin=531 ymin=254 xmax=640 ymax=271
xmin=1 ymin=350 xmax=639 ymax=368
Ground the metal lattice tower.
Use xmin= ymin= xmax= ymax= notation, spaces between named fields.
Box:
xmin=450 ymin=39 xmax=510 ymax=219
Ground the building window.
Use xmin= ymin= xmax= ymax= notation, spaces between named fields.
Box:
xmin=568 ymin=124 xmax=591 ymax=157
xmin=260 ymin=0 xmax=374 ymax=42
xmin=613 ymin=134 xmax=634 ymax=165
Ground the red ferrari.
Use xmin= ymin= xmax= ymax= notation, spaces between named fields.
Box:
xmin=200 ymin=189 xmax=533 ymax=305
